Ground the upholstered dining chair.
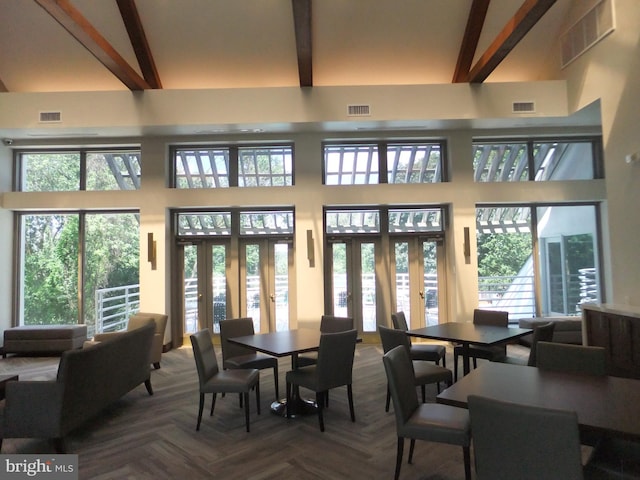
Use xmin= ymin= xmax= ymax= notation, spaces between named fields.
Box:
xmin=536 ymin=341 xmax=607 ymax=376
xmin=190 ymin=329 xmax=260 ymax=432
xmin=391 ymin=311 xmax=446 ymax=368
xmin=297 ymin=315 xmax=354 ymax=368
xmin=379 ymin=325 xmax=452 ymax=412
xmin=383 ymin=345 xmax=471 ymax=480
xmin=285 ymin=329 xmax=357 ymax=432
xmin=219 ymin=318 xmax=279 ymax=398
xmin=501 ymin=321 xmax=555 ymax=366
xmin=468 ymin=394 xmax=586 ymax=480
xmin=453 ymin=308 xmax=509 ymax=381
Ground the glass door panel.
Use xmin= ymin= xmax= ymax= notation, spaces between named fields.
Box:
xmin=272 ymin=242 xmax=290 ymax=332
xmin=182 ymin=243 xmax=200 ymax=335
xmin=331 ymin=243 xmax=349 ymax=317
xmin=360 ymin=242 xmax=377 ymax=332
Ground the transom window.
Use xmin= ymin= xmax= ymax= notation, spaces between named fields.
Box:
xmin=172 ymin=145 xmax=293 ymax=188
xmin=473 ymin=138 xmax=603 ymax=182
xmin=323 ymin=141 xmax=446 ymax=185
xmin=16 ymin=149 xmax=141 ymax=192
xmin=325 ymin=206 xmax=445 ymax=235
xmin=176 ymin=208 xmax=294 ymax=237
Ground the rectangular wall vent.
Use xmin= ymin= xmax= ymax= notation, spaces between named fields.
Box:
xmin=561 ymin=0 xmax=615 ymax=68
xmin=347 ymin=104 xmax=371 ymax=116
xmin=512 ymin=101 xmax=536 ymax=113
xmin=39 ymin=111 xmax=62 ymax=123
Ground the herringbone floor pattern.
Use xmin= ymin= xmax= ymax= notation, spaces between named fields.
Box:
xmin=0 ymin=343 xmax=529 ymax=480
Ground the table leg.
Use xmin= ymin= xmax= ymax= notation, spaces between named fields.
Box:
xmin=270 ymin=353 xmax=317 ymax=417
xmin=462 ymin=343 xmax=471 ymax=376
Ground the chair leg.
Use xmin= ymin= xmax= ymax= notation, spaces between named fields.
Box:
xmin=244 ymin=392 xmax=250 ymax=432
xmin=421 ymin=385 xmax=426 ymax=403
xmin=255 ymin=381 xmax=261 ymax=415
xmin=408 ymin=438 xmax=416 ymax=464
xmin=153 ymin=361 xmax=161 ymax=369
xmin=386 ymin=386 xmax=391 ymax=412
xmin=347 ymin=384 xmax=355 ymax=422
xmin=286 ymin=382 xmax=292 ymax=419
xmin=442 ymin=353 xmax=446 ymax=369
xmin=473 ymin=357 xmax=477 ymax=369
xmin=454 ymin=352 xmax=459 ymax=382
xmin=210 ymin=392 xmax=217 ymax=416
xmin=272 ymin=365 xmax=279 ymax=398
xmin=196 ymin=393 xmax=205 ymax=431
xmin=394 ymin=437 xmax=405 ymax=480
xmin=463 ymin=445 xmax=471 ymax=480
xmin=316 ymin=391 xmax=325 ymax=432
xmin=144 ymin=378 xmax=153 ymax=395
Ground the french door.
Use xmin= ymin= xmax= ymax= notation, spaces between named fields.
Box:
xmin=391 ymin=236 xmax=446 ymax=328
xmin=179 ymin=238 xmax=292 ymax=340
xmin=326 ymin=238 xmax=380 ymax=333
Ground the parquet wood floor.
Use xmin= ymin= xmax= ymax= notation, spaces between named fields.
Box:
xmin=0 ymin=343 xmax=530 ymax=480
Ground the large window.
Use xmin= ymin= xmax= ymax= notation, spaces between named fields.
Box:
xmin=476 ymin=204 xmax=602 ymax=320
xmin=323 ymin=141 xmax=446 ymax=185
xmin=17 ymin=211 xmax=140 ymax=336
xmin=172 ymin=145 xmax=293 ymax=188
xmin=473 ymin=138 xmax=603 ymax=182
xmin=16 ymin=149 xmax=141 ymax=192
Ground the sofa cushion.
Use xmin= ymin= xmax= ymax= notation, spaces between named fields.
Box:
xmin=4 ymin=325 xmax=87 ymax=341
xmin=518 ymin=317 xmax=582 ymax=346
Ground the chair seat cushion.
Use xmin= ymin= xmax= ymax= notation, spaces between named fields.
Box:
xmin=204 ymin=368 xmax=259 ymax=393
xmin=286 ymin=365 xmax=319 ymax=391
xmin=223 ymin=352 xmax=276 ymax=370
xmin=410 ymin=343 xmax=445 ymax=362
xmin=296 ymin=353 xmax=318 ymax=367
xmin=400 ymin=403 xmax=470 ymax=446
xmin=413 ymin=361 xmax=452 ymax=385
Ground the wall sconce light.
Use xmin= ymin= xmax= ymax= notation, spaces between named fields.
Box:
xmin=625 ymin=152 xmax=640 ymax=165
xmin=147 ymin=232 xmax=157 ymax=270
xmin=306 ymin=229 xmax=315 ymax=267
xmin=463 ymin=227 xmax=471 ymax=264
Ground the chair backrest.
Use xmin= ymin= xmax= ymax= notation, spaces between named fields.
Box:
xmin=315 ymin=329 xmax=358 ymax=391
xmin=536 ymin=341 xmax=607 ymax=376
xmin=378 ymin=325 xmax=411 ymax=355
xmin=527 ymin=322 xmax=556 ymax=366
xmin=391 ymin=311 xmax=409 ymax=331
xmin=320 ymin=315 xmax=354 ymax=333
xmin=382 ymin=345 xmax=419 ymax=428
xmin=468 ymin=395 xmax=584 ymax=480
xmin=134 ymin=312 xmax=168 ymax=336
xmin=190 ymin=329 xmax=220 ymax=388
xmin=473 ymin=308 xmax=509 ymax=327
xmin=219 ymin=317 xmax=255 ymax=362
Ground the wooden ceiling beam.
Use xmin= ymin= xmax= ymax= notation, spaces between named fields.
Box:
xmin=292 ymin=0 xmax=312 ymax=87
xmin=452 ymin=0 xmax=491 ymax=83
xmin=468 ymin=0 xmax=557 ymax=83
xmin=116 ymin=0 xmax=162 ymax=89
xmin=34 ymin=0 xmax=150 ymax=90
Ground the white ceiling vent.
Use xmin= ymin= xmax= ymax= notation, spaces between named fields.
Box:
xmin=512 ymin=101 xmax=536 ymax=113
xmin=347 ymin=104 xmax=371 ymax=117
xmin=39 ymin=111 xmax=62 ymax=123
xmin=561 ymin=0 xmax=615 ymax=68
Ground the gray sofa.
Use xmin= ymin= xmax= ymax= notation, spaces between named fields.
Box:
xmin=0 ymin=321 xmax=155 ymax=453
xmin=518 ymin=316 xmax=583 ymax=346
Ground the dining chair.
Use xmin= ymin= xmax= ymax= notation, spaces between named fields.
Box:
xmin=536 ymin=341 xmax=607 ymax=376
xmin=190 ymin=329 xmax=260 ymax=432
xmin=391 ymin=311 xmax=446 ymax=368
xmin=219 ymin=317 xmax=279 ymax=398
xmin=453 ymin=308 xmax=509 ymax=381
xmin=501 ymin=321 xmax=555 ymax=366
xmin=285 ymin=329 xmax=357 ymax=432
xmin=379 ymin=325 xmax=452 ymax=412
xmin=297 ymin=315 xmax=354 ymax=367
xmin=383 ymin=345 xmax=471 ymax=480
xmin=468 ymin=394 xmax=585 ymax=480
xmin=584 ymin=437 xmax=640 ymax=478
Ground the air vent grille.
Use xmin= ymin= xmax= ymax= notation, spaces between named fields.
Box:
xmin=561 ymin=0 xmax=614 ymax=68
xmin=39 ymin=111 xmax=62 ymax=123
xmin=347 ymin=104 xmax=371 ymax=116
xmin=512 ymin=102 xmax=536 ymax=113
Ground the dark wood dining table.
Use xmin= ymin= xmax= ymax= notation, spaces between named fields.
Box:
xmin=406 ymin=322 xmax=532 ymax=376
xmin=436 ymin=361 xmax=640 ymax=440
xmin=227 ymin=328 xmax=330 ymax=417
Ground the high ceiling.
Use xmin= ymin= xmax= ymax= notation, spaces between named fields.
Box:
xmin=0 ymin=0 xmax=574 ymax=94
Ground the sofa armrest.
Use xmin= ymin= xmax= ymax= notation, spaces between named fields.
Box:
xmin=4 ymin=381 xmax=65 ymax=438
